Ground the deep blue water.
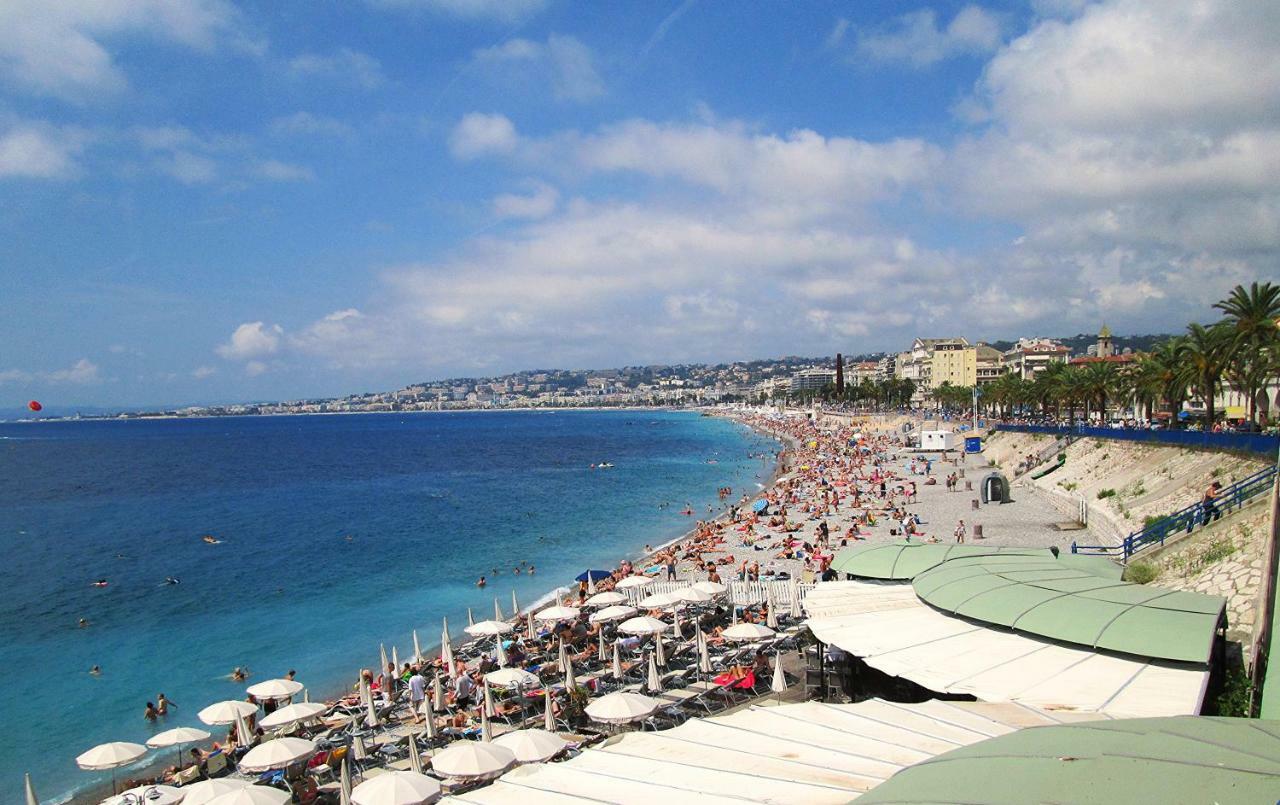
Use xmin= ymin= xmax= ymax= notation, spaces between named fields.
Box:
xmin=0 ymin=410 xmax=775 ymax=802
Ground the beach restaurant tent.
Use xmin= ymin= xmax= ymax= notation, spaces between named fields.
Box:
xmin=804 ymin=581 xmax=1212 ymax=717
xmin=446 ymin=698 xmax=1111 ymax=805
xmin=857 ymin=716 xmax=1280 ymax=804
xmin=830 ymin=542 xmax=1123 ymax=582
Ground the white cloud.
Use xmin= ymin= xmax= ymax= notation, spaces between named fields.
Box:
xmin=268 ymin=112 xmax=352 ymax=138
xmin=46 ymin=358 xmax=101 ymax=384
xmin=365 ymin=0 xmax=547 ymax=23
xmin=191 ymin=365 xmax=217 ymax=379
xmin=244 ymin=360 xmax=268 ymax=376
xmin=449 ymin=113 xmax=519 ymax=159
xmin=0 ymin=121 xmax=85 ymax=179
xmin=288 ymin=48 xmax=385 ymax=89
xmin=256 ymin=159 xmax=315 ymax=182
xmin=217 ymin=322 xmax=283 ymax=360
xmin=154 ymin=150 xmax=217 ymax=184
xmin=493 ymin=180 xmax=559 ymax=219
xmin=855 ymin=5 xmax=1003 ymax=67
xmin=0 ymin=0 xmax=258 ymax=102
xmin=473 ymin=34 xmax=604 ymax=102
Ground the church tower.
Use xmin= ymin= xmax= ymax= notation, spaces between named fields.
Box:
xmin=1097 ymin=324 xmax=1114 ymax=358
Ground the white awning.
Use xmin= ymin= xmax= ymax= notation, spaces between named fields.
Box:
xmin=446 ymin=699 xmax=1109 ymax=804
xmin=805 ymin=581 xmax=1208 ymax=718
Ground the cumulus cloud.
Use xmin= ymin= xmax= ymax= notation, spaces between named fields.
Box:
xmin=191 ymin=365 xmax=217 ymax=379
xmin=0 ymin=0 xmax=258 ymax=102
xmin=1 ymin=358 xmax=103 ymax=384
xmin=268 ymin=112 xmax=352 ymax=138
xmin=854 ymin=5 xmax=1003 ymax=67
xmin=472 ymin=34 xmax=604 ymax=102
xmin=256 ymin=159 xmax=315 ymax=182
xmin=217 ymin=322 xmax=283 ymax=360
xmin=288 ymin=48 xmax=385 ymax=89
xmin=0 ymin=120 xmax=86 ymax=179
xmin=492 ymin=180 xmax=559 ymax=219
xmin=449 ymin=112 xmax=519 ymax=159
xmin=365 ymin=0 xmax=547 ymax=23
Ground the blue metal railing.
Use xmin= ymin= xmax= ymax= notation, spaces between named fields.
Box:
xmin=993 ymin=423 xmax=1280 ymax=457
xmin=1072 ymin=464 xmax=1278 ymax=559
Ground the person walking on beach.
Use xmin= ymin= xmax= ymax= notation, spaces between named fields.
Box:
xmin=408 ymin=666 xmax=426 ymax=723
xmin=665 ymin=556 xmax=677 ymax=581
xmin=954 ymin=520 xmax=966 ymax=544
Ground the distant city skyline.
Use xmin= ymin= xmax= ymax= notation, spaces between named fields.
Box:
xmin=3 ymin=0 xmax=1278 ymax=406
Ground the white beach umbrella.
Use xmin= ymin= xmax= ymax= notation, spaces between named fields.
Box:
xmin=535 ymin=605 xmax=580 ymax=622
xmin=413 ymin=629 xmax=422 ymax=661
xmin=731 ymin=604 xmax=738 ymax=625
xmin=766 ymin=587 xmax=779 ymax=630
xmin=482 ymin=679 xmax=497 ymax=719
xmin=563 ymin=656 xmax=576 ymax=691
xmin=380 ymin=644 xmax=389 ymax=677
xmin=789 ymin=579 xmax=803 ymax=619
xmin=638 ymin=591 xmax=676 ymax=608
xmin=655 ymin=631 xmax=666 ymax=667
xmin=586 ymin=574 xmax=597 ymax=595
xmin=485 ymin=668 xmax=539 ymax=689
xmin=340 ymin=758 xmax=353 ymax=805
xmin=203 ymin=787 xmax=290 ymax=805
xmin=672 ymin=606 xmax=683 ymax=639
xmin=618 ymin=616 xmax=669 ymax=635
xmin=493 ymin=729 xmax=567 ymax=764
xmin=512 ymin=589 xmax=520 ymax=616
xmin=692 ymin=581 xmax=727 ymax=596
xmin=421 ymin=704 xmax=438 ymax=741
xmin=722 ymin=623 xmax=775 ymax=641
xmin=584 ymin=692 xmax=659 ymax=725
xmin=585 ymin=591 xmax=626 ymax=607
xmin=393 ymin=645 xmax=401 ymax=672
xmin=697 ymin=631 xmax=712 ymax=674
xmin=597 ymin=635 xmax=608 ymax=662
xmin=612 ymin=642 xmax=624 ymax=681
xmin=543 ymin=688 xmax=555 ymax=732
xmin=494 ymin=597 xmax=504 ymax=621
xmin=525 ymin=610 xmax=536 ymax=636
xmin=247 ymin=678 xmax=304 ymax=702
xmin=495 ymin=635 xmax=508 ymax=667
xmin=258 ymin=701 xmax=328 ymax=729
xmin=645 ymin=652 xmax=661 ymax=692
xmin=465 ymin=620 xmax=513 ymax=637
xmin=480 ymin=704 xmax=492 ymax=742
xmin=238 ymin=737 xmax=316 ymax=773
xmin=24 ymin=773 xmax=38 ymax=805
xmin=466 ymin=607 xmax=474 ymax=627
xmin=175 ymin=779 xmax=252 ymax=805
xmin=771 ymin=652 xmax=787 ymax=694
xmin=197 ymin=700 xmax=258 ymax=726
xmin=351 ymin=770 xmax=441 ymax=805
xmin=352 ymin=734 xmax=368 ymax=761
xmin=407 ymin=733 xmax=423 ymax=775
xmin=101 ymin=784 xmax=186 ymax=805
xmin=671 ymin=587 xmax=715 ymax=605
xmin=615 ymin=575 xmax=654 ymax=589
xmin=430 ymin=742 xmax=515 ymax=781
xmin=235 ymin=711 xmax=254 ymax=751
xmin=147 ymin=726 xmax=211 ymax=770
xmin=589 ymin=605 xmax=637 ymax=624
xmin=432 ymin=675 xmax=446 ymax=712
xmin=76 ymin=741 xmax=146 ymax=772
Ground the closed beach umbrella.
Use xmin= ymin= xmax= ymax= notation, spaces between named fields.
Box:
xmin=430 ymin=742 xmax=515 ymax=782
xmin=465 ymin=620 xmax=513 ymax=637
xmin=494 ymin=597 xmax=503 ymax=621
xmin=407 ymin=733 xmax=423 ymax=775
xmin=380 ymin=644 xmax=389 ymax=677
xmin=584 ymin=692 xmax=659 ymax=725
xmin=586 ymin=574 xmax=597 ymax=595
xmin=365 ymin=683 xmax=379 ymax=727
xmin=259 ymin=701 xmax=328 ymax=730
xmin=692 ymin=581 xmax=727 ymax=596
xmin=432 ymin=675 xmax=445 ymax=712
xmin=672 ymin=606 xmax=683 ymax=639
xmin=766 ymin=587 xmax=779 ymax=630
xmin=480 ymin=704 xmax=492 ymax=742
xmin=413 ymin=629 xmax=422 ymax=661
xmin=467 ymin=607 xmax=474 ymax=627
xmin=556 ymin=640 xmax=568 ymax=674
xmin=238 ymin=737 xmax=316 ymax=773
xmin=352 ymin=734 xmax=368 ymax=761
xmin=639 ymin=591 xmax=676 ymax=608
xmin=543 ymin=688 xmax=555 ymax=732
xmin=697 ymin=631 xmax=712 ymax=674
xmin=512 ymin=589 xmax=519 ymax=616
xmin=495 ymin=636 xmax=507 ymax=667
xmin=393 ymin=646 xmax=401 ymax=672
xmin=655 ymin=631 xmax=666 ymax=667
xmin=176 ymin=779 xmax=252 ymax=805
xmin=421 ymin=704 xmax=437 ymax=741
xmin=789 ymin=579 xmax=803 ymax=619
xmin=76 ymin=741 xmax=146 ymax=794
xmin=482 ymin=679 xmax=497 ymax=719
xmin=147 ymin=726 xmax=211 ymax=770
xmin=340 ymin=759 xmax=353 ymax=805
xmin=485 ymin=668 xmax=539 ymax=689
xmin=612 ymin=643 xmax=624 ymax=680
xmin=203 ymin=787 xmax=290 ymax=805
xmin=351 ymin=771 xmax=441 ymax=805
xmin=564 ymin=656 xmax=576 ymax=691
xmin=525 ymin=610 xmax=536 ymax=636
xmin=722 ymin=623 xmax=775 ymax=641
xmin=24 ymin=773 xmax=38 ymax=805
xmin=771 ymin=652 xmax=787 ymax=694
xmin=197 ymin=700 xmax=257 ymax=726
xmin=102 ymin=785 xmax=185 ymax=805
xmin=247 ymin=677 xmax=304 ymax=702
xmin=618 ymin=616 xmax=668 ymax=636
xmin=646 ymin=652 xmax=661 ymax=692
xmin=493 ymin=729 xmax=567 ymax=764
xmin=615 ymin=575 xmax=653 ymax=589
xmin=235 ymin=711 xmax=254 ymax=751
xmin=597 ymin=636 xmax=608 ymax=662
xmin=535 ymin=605 xmax=580 ymax=623
xmin=589 ymin=605 xmax=636 ymax=624
xmin=585 ymin=591 xmax=626 ymax=607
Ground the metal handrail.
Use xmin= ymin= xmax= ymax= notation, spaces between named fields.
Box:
xmin=1072 ymin=464 xmax=1278 ymax=559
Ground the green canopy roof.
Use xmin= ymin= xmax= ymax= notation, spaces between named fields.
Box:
xmin=911 ymin=555 xmax=1225 ymax=663
xmin=856 ymin=716 xmax=1280 ymax=805
xmin=830 ymin=541 xmax=1122 ymax=581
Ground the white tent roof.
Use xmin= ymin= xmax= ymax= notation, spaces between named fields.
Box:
xmin=446 ymin=699 xmax=1110 ymax=803
xmin=803 ymin=581 xmax=1208 ymax=718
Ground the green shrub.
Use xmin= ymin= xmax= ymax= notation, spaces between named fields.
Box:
xmin=1097 ymin=488 xmax=1117 ymax=499
xmin=1057 ymin=452 xmax=1067 ymax=462
xmin=1211 ymin=666 xmax=1255 ymax=717
xmin=1123 ymin=562 xmax=1160 ymax=584
xmin=1143 ymin=515 xmax=1166 ymax=529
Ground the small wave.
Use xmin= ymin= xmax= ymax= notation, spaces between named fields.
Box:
xmin=523 ymin=585 xmax=571 ymax=612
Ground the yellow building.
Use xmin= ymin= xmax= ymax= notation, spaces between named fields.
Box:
xmin=930 ymin=338 xmax=976 ymax=388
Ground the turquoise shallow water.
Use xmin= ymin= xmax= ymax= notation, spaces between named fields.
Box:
xmin=0 ymin=410 xmax=775 ymax=802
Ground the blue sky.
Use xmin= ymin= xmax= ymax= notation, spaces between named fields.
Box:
xmin=2 ymin=0 xmax=1278 ymax=407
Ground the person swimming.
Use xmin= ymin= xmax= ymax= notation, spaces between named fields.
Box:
xmin=90 ymin=665 xmax=101 ymax=675
xmin=477 ymin=576 xmax=487 ymax=588
xmin=165 ymin=576 xmax=180 ymax=585
xmin=91 ymin=579 xmax=108 ymax=587
xmin=78 ymin=618 xmax=89 ymax=628
xmin=201 ymin=535 xmax=221 ymax=544
xmin=231 ymin=667 xmax=247 ymax=682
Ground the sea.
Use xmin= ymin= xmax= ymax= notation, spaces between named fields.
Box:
xmin=0 ymin=409 xmax=776 ymax=802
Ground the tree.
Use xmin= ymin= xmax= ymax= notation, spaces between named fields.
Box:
xmin=1177 ymin=323 xmax=1232 ymax=428
xmin=1214 ymin=281 xmax=1280 ymax=422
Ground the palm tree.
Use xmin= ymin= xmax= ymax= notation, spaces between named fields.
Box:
xmin=1033 ymin=362 xmax=1070 ymax=418
xmin=1129 ymin=352 xmax=1168 ymax=421
xmin=1177 ymin=323 xmax=1232 ymax=428
xmin=1214 ymin=281 xmax=1280 ymax=422
xmin=1079 ymin=361 xmax=1118 ymax=422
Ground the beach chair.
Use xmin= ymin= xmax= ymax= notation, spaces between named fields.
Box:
xmin=205 ymin=751 xmax=229 ymax=778
xmin=173 ymin=764 xmax=202 ymax=786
